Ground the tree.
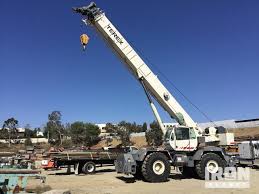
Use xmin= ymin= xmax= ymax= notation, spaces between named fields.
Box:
xmin=105 ymin=121 xmax=134 ymax=147
xmin=44 ymin=111 xmax=64 ymax=145
xmin=105 ymin=137 xmax=113 ymax=146
xmin=70 ymin=122 xmax=100 ymax=147
xmin=145 ymin=121 xmax=163 ymax=146
xmin=63 ymin=123 xmax=71 ymax=139
xmin=142 ymin=122 xmax=148 ymax=132
xmin=117 ymin=126 xmax=131 ymax=146
xmin=130 ymin=122 xmax=142 ymax=133
xmin=2 ymin=118 xmax=19 ymax=147
xmin=24 ymin=124 xmax=35 ymax=138
xmin=105 ymin=123 xmax=116 ymax=133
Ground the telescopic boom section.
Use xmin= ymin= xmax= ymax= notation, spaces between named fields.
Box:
xmin=73 ymin=2 xmax=198 ymax=130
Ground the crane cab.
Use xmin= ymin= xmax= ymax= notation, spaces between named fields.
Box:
xmin=164 ymin=126 xmax=198 ymax=152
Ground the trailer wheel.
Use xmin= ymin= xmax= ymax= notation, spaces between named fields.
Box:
xmin=82 ymin=162 xmax=96 ymax=174
xmin=195 ymin=153 xmax=226 ymax=179
xmin=141 ymin=152 xmax=170 ymax=182
xmin=181 ymin=166 xmax=197 ymax=178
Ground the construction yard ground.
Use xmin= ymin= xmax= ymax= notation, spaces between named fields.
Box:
xmin=3 ymin=127 xmax=259 ymax=194
xmin=27 ymin=166 xmax=259 ymax=194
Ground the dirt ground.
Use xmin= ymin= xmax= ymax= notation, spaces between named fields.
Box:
xmin=27 ymin=166 xmax=259 ymax=194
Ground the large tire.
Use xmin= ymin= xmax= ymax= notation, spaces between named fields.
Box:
xmin=181 ymin=166 xmax=197 ymax=178
xmin=82 ymin=162 xmax=96 ymax=174
xmin=141 ymin=152 xmax=170 ymax=182
xmin=195 ymin=153 xmax=226 ymax=179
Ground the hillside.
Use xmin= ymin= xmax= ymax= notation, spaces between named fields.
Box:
xmin=229 ymin=127 xmax=259 ymax=140
xmin=93 ymin=136 xmax=147 ymax=149
xmin=95 ymin=127 xmax=259 ymax=149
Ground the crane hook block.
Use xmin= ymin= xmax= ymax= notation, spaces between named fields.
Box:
xmin=80 ymin=34 xmax=89 ymax=50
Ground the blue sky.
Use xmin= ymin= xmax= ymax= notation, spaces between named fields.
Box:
xmin=1 ymin=0 xmax=259 ymax=128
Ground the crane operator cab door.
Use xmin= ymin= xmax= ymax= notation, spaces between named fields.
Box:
xmin=165 ymin=127 xmax=198 ymax=152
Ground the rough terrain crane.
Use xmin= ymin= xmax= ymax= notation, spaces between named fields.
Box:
xmin=73 ymin=2 xmax=236 ymax=182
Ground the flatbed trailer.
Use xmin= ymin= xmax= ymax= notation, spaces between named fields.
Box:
xmin=48 ymin=149 xmax=125 ymax=174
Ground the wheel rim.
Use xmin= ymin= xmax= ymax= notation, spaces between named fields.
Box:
xmin=87 ymin=164 xmax=95 ymax=172
xmin=152 ymin=160 xmax=165 ymax=175
xmin=206 ymin=160 xmax=219 ymax=173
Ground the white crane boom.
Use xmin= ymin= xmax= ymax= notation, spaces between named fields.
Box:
xmin=73 ymin=3 xmax=198 ymax=133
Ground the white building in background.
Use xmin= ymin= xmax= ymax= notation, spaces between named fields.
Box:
xmin=198 ymin=120 xmax=236 ymax=130
xmin=17 ymin=127 xmax=25 ymax=133
xmin=234 ymin=118 xmax=259 ymax=128
xmin=0 ymin=127 xmax=25 ymax=138
xmin=36 ymin=131 xmax=44 ymax=137
xmin=95 ymin=123 xmax=109 ymax=137
xmin=198 ymin=118 xmax=259 ymax=130
xmin=95 ymin=124 xmax=106 ymax=133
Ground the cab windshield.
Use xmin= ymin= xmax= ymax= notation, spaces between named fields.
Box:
xmin=175 ymin=127 xmax=190 ymax=140
xmin=175 ymin=127 xmax=196 ymax=140
xmin=165 ymin=128 xmax=174 ymax=141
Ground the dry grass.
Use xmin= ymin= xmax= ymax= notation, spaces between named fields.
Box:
xmin=0 ymin=143 xmax=25 ymax=152
xmin=93 ymin=136 xmax=147 ymax=149
xmin=0 ymin=142 xmax=51 ymax=153
xmin=229 ymin=127 xmax=259 ymax=137
xmin=131 ymin=136 xmax=147 ymax=147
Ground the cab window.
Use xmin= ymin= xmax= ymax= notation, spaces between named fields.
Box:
xmin=165 ymin=129 xmax=174 ymax=141
xmin=175 ymin=128 xmax=190 ymax=140
xmin=189 ymin=128 xmax=196 ymax=139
